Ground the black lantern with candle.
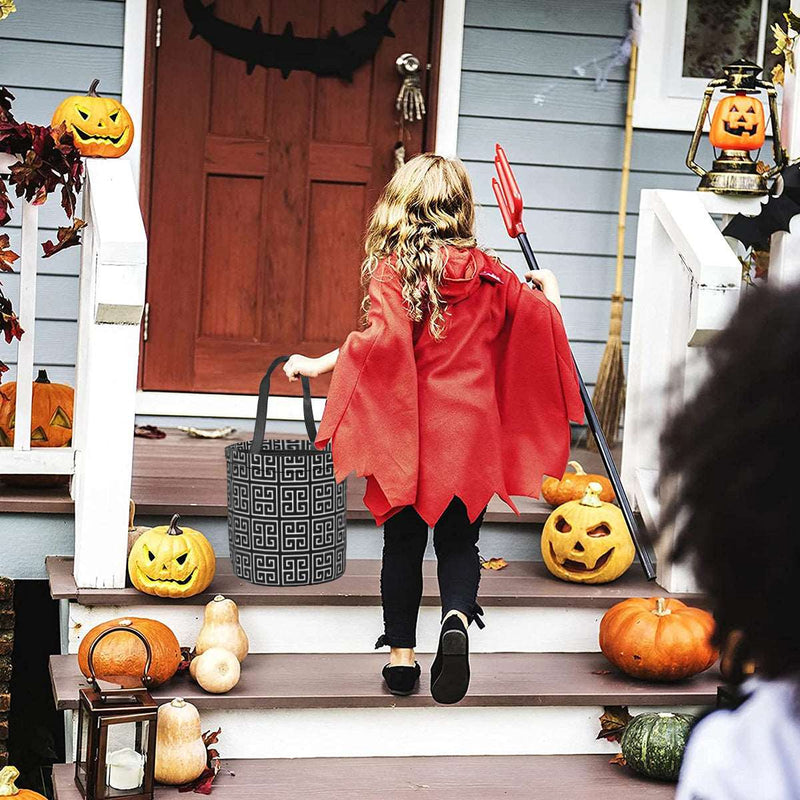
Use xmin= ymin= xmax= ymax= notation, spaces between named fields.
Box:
xmin=686 ymin=59 xmax=786 ymax=194
xmin=74 ymin=627 xmax=158 ymax=800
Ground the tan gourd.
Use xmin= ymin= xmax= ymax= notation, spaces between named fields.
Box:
xmin=190 ymin=647 xmax=240 ymax=694
xmin=195 ymin=595 xmax=249 ymax=662
xmin=154 ymin=698 xmax=207 ymax=786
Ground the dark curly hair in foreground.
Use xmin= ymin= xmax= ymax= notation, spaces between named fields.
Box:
xmin=660 ymin=284 xmax=800 ymax=679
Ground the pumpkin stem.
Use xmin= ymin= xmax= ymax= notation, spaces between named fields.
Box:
xmin=171 ymin=698 xmax=186 ymax=708
xmin=579 ymin=481 xmax=604 ymax=508
xmin=653 ymin=597 xmax=672 ymax=616
xmin=567 ymin=460 xmax=586 ymax=475
xmin=35 ymin=369 xmax=50 ymax=384
xmin=0 ymin=766 xmax=20 ymax=796
xmin=213 ymin=595 xmax=225 ymax=603
xmin=88 ymin=78 xmax=101 ymax=97
xmin=167 ymin=514 xmax=183 ymax=536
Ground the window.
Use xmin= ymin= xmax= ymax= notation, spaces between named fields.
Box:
xmin=634 ymin=0 xmax=788 ymax=131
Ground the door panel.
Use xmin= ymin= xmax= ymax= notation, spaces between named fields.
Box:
xmin=143 ymin=0 xmax=435 ymax=395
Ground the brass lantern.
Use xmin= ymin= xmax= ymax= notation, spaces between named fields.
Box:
xmin=686 ymin=59 xmax=786 ymax=194
xmin=75 ymin=626 xmax=158 ymax=800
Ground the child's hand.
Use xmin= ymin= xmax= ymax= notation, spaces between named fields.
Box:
xmin=284 ymin=354 xmax=321 ymax=382
xmin=524 ymin=269 xmax=562 ymax=311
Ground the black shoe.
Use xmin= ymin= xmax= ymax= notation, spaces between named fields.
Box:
xmin=382 ymin=662 xmax=421 ymax=696
xmin=431 ymin=614 xmax=470 ymax=705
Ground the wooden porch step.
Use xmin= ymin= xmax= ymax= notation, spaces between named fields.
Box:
xmin=2 ymin=428 xmax=620 ymax=521
xmin=52 ymin=754 xmax=676 ymax=799
xmin=48 ymin=555 xmax=696 ymax=608
xmin=50 ymin=651 xmax=719 ymax=711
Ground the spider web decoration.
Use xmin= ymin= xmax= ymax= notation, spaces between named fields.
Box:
xmin=184 ymin=0 xmax=403 ymax=81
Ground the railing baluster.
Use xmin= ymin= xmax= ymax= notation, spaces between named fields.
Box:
xmin=12 ymin=199 xmax=39 ymax=452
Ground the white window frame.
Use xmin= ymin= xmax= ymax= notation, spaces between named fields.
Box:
xmin=635 ymin=0 xmax=773 ymax=131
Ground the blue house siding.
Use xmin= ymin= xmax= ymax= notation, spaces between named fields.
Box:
xmin=458 ymin=0 xmax=697 ymax=393
xmin=0 ymin=0 xmax=125 ymax=386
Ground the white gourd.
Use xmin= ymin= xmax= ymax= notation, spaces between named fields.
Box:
xmin=191 ymin=647 xmax=241 ymax=694
xmin=154 ymin=698 xmax=207 ymax=785
xmin=195 ymin=595 xmax=249 ymax=662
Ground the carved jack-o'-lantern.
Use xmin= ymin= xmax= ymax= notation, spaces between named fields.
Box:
xmin=709 ymin=92 xmax=766 ymax=151
xmin=128 ymin=514 xmax=216 ymax=598
xmin=51 ymin=79 xmax=134 ymax=158
xmin=0 ymin=369 xmax=74 ymax=448
xmin=541 ymin=482 xmax=634 ymax=584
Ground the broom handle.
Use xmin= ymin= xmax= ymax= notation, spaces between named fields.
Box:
xmin=493 ymin=146 xmax=656 ymax=581
xmin=614 ymin=25 xmax=639 ymax=298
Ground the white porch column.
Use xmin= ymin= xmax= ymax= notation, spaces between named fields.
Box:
xmin=71 ymin=159 xmax=147 ymax=589
xmin=769 ymin=0 xmax=800 ymax=286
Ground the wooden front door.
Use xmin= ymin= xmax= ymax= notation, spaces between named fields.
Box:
xmin=142 ymin=0 xmax=437 ymax=394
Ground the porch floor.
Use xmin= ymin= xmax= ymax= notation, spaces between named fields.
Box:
xmin=0 ymin=429 xmax=621 ymax=522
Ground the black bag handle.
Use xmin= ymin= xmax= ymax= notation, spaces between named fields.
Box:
xmin=252 ymin=355 xmax=318 ymax=452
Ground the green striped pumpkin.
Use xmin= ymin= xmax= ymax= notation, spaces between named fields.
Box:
xmin=621 ymin=712 xmax=696 ymax=781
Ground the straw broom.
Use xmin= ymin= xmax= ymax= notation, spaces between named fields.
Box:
xmin=589 ymin=29 xmax=638 ymax=450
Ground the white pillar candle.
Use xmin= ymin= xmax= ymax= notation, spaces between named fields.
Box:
xmin=106 ymin=747 xmax=145 ymax=791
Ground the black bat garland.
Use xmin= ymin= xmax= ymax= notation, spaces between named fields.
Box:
xmin=723 ymin=162 xmax=800 ymax=250
xmin=183 ymin=0 xmax=403 ymax=81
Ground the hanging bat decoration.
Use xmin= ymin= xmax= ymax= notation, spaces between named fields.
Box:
xmin=183 ymin=0 xmax=403 ymax=81
xmin=722 ymin=162 xmax=800 ymax=249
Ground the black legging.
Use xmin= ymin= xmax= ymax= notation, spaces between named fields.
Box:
xmin=376 ymin=497 xmax=486 ymax=649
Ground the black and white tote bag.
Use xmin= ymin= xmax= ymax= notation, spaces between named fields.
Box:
xmin=225 ymin=356 xmax=346 ymax=586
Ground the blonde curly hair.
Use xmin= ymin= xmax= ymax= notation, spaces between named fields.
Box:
xmin=361 ymin=153 xmax=477 ymax=340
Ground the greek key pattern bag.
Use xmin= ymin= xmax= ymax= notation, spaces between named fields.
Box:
xmin=225 ymin=356 xmax=346 ymax=586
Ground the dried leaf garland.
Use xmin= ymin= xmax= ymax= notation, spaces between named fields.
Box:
xmin=41 ymin=219 xmax=86 ymax=258
xmin=0 ymin=234 xmax=18 ymax=272
xmin=0 ymin=1 xmax=16 ymax=21
xmin=0 ymin=89 xmax=84 ymax=383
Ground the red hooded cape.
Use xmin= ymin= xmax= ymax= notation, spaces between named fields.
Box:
xmin=315 ymin=247 xmax=584 ymax=527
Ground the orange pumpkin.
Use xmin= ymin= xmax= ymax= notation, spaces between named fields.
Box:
xmin=541 ymin=461 xmax=614 ymax=507
xmin=0 ymin=766 xmax=46 ymax=799
xmin=77 ymin=617 xmax=182 ymax=688
xmin=599 ymin=597 xmax=718 ymax=681
xmin=0 ymin=369 xmax=73 ymax=448
xmin=709 ymin=92 xmax=766 ymax=151
xmin=51 ymin=79 xmax=134 ymax=158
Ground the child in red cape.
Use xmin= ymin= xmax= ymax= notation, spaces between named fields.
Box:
xmin=284 ymin=154 xmax=583 ymax=704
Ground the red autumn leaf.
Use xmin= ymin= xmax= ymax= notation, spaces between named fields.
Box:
xmin=0 ymin=234 xmax=18 ymax=272
xmin=41 ymin=218 xmax=86 ymax=259
xmin=202 ymin=728 xmax=222 ymax=748
xmin=596 ymin=705 xmax=633 ymax=742
xmin=0 ymin=292 xmax=23 ymax=344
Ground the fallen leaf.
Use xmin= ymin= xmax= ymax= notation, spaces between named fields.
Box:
xmin=41 ymin=218 xmax=86 ymax=258
xmin=134 ymin=424 xmax=167 ymax=439
xmin=609 ymin=753 xmax=627 ymax=766
xmin=597 ymin=705 xmax=633 ymax=742
xmin=481 ymin=557 xmax=508 ymax=570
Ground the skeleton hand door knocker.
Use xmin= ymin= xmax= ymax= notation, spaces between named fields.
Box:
xmin=395 ymin=53 xmax=426 ymax=122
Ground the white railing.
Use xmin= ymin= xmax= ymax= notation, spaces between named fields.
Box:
xmin=0 ymin=155 xmax=146 ymax=589
xmin=621 ymin=189 xmax=762 ymax=593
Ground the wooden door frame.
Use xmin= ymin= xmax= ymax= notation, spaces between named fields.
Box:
xmin=128 ymin=0 xmax=463 ymax=420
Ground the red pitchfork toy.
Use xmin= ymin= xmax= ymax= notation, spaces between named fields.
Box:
xmin=492 ymin=143 xmax=655 ymax=581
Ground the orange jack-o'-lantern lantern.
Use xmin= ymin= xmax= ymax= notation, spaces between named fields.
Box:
xmin=51 ymin=79 xmax=134 ymax=158
xmin=709 ymin=92 xmax=765 ymax=151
